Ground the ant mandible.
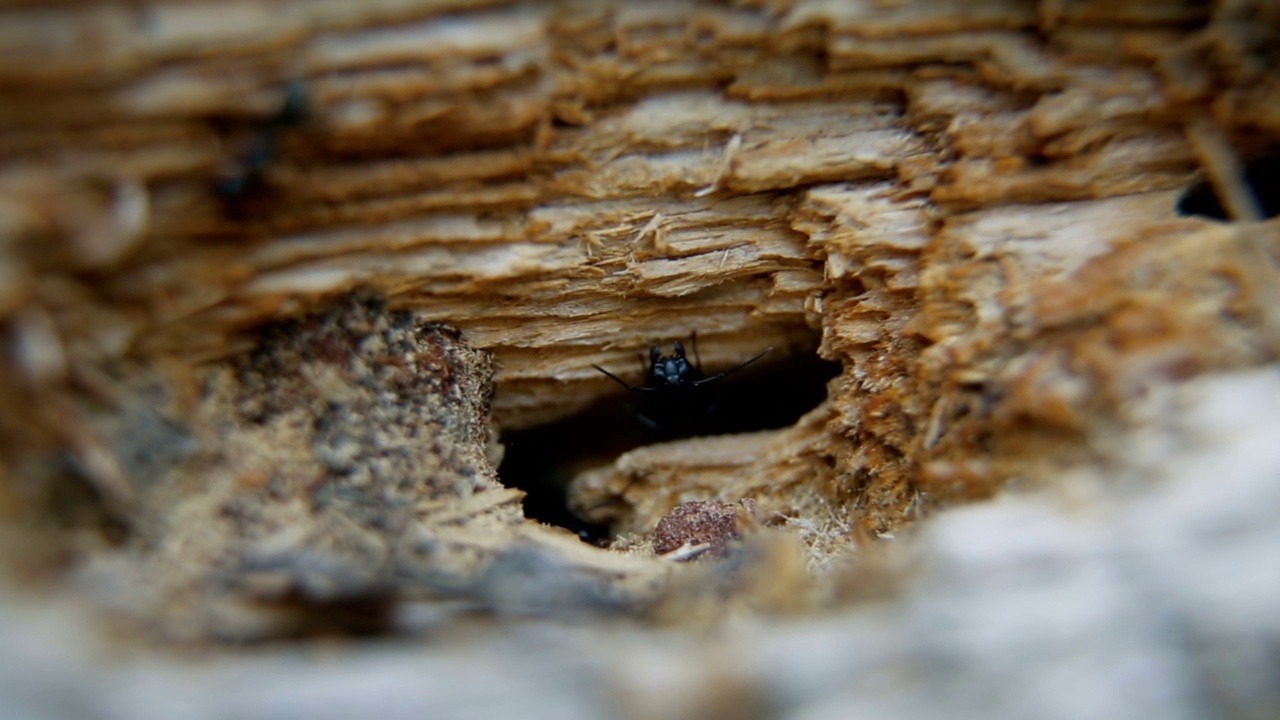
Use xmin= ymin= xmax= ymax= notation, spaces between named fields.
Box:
xmin=592 ymin=334 xmax=772 ymax=434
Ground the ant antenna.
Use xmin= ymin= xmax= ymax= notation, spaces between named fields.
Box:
xmin=689 ymin=346 xmax=773 ymax=386
xmin=591 ymin=363 xmax=655 ymax=392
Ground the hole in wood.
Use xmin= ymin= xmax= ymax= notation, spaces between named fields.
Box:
xmin=497 ymin=339 xmax=840 ymax=542
xmin=1177 ymin=154 xmax=1280 ymax=220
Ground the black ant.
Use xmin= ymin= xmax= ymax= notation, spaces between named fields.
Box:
xmin=592 ymin=334 xmax=771 ymax=436
xmin=215 ymin=82 xmax=309 ymax=215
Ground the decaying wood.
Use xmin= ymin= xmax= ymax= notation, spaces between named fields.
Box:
xmin=5 ymin=367 xmax=1280 ymax=718
xmin=66 ymin=294 xmax=668 ymax=639
xmin=1 ymin=0 xmax=1280 ymax=712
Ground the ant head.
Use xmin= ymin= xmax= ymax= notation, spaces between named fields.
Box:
xmin=648 ymin=341 xmax=695 ymax=387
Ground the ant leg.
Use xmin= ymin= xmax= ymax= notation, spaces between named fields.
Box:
xmin=631 ymin=408 xmax=660 ymax=431
xmin=690 ymin=346 xmax=773 ymax=386
xmin=278 ymin=81 xmax=310 ymax=127
xmin=615 ymin=399 xmax=661 ymax=431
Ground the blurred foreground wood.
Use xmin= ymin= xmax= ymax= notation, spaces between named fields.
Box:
xmin=1 ymin=0 xmax=1279 ymax=716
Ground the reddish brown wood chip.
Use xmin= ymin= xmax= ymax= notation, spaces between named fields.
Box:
xmin=653 ymin=500 xmax=744 ymax=558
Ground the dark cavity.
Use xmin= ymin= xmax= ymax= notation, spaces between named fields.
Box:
xmin=498 ymin=336 xmax=840 ymax=542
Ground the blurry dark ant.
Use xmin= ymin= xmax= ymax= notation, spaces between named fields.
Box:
xmin=592 ymin=333 xmax=771 ymax=436
xmin=215 ymin=82 xmax=309 ymax=216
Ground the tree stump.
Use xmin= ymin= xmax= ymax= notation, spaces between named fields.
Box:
xmin=2 ymin=0 xmax=1279 ymax=717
